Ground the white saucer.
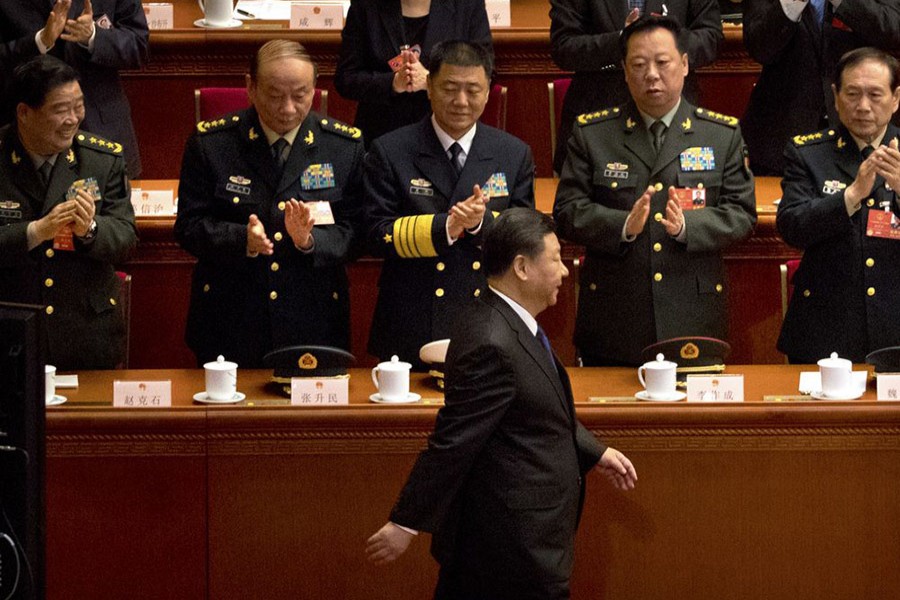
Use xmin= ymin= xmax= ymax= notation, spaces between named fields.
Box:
xmin=370 ymin=392 xmax=421 ymax=404
xmin=46 ymin=395 xmax=66 ymax=406
xmin=635 ymin=390 xmax=686 ymax=402
xmin=194 ymin=18 xmax=242 ymax=29
xmin=810 ymin=388 xmax=865 ymax=401
xmin=193 ymin=391 xmax=246 ymax=404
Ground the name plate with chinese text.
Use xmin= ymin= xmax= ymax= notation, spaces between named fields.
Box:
xmin=143 ymin=3 xmax=174 ymax=29
xmin=291 ymin=376 xmax=349 ymax=405
xmin=113 ymin=380 xmax=172 ymax=408
xmin=484 ymin=0 xmax=511 ymax=27
xmin=290 ymin=3 xmax=344 ymax=29
xmin=877 ymin=373 xmax=900 ymax=401
xmin=686 ymin=374 xmax=744 ymax=403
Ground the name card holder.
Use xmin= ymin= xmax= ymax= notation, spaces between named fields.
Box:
xmin=113 ymin=380 xmax=172 ymax=408
xmin=291 ymin=376 xmax=349 ymax=405
xmin=484 ymin=0 xmax=511 ymax=28
xmin=290 ymin=3 xmax=344 ymax=30
xmin=876 ymin=373 xmax=900 ymax=401
xmin=686 ymin=374 xmax=744 ymax=403
xmin=131 ymin=188 xmax=177 ymax=216
xmin=143 ymin=3 xmax=174 ymax=30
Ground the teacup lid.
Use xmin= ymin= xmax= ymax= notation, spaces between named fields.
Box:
xmin=379 ymin=355 xmax=412 ymax=371
xmin=644 ymin=353 xmax=676 ymax=369
xmin=818 ymin=352 xmax=851 ymax=368
xmin=204 ymin=355 xmax=238 ymax=371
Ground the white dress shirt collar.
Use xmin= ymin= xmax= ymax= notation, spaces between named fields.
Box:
xmin=431 ymin=115 xmax=477 ymax=160
xmin=489 ymin=286 xmax=538 ymax=336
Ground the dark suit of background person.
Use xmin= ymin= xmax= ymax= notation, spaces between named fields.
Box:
xmin=777 ymin=51 xmax=900 ymax=364
xmin=175 ymin=108 xmax=365 ymax=367
xmin=553 ymin=17 xmax=756 ymax=367
xmin=0 ymin=58 xmax=137 ymax=370
xmin=549 ymin=0 xmax=722 ymax=173
xmin=366 ymin=209 xmax=636 ymax=599
xmin=334 ymin=0 xmax=492 ymax=147
xmin=0 ymin=0 xmax=150 ymax=177
xmin=742 ymin=0 xmax=900 ymax=176
xmin=365 ymin=118 xmax=534 ymax=367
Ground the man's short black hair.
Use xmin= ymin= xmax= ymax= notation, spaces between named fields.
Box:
xmin=428 ymin=40 xmax=494 ymax=81
xmin=12 ymin=55 xmax=79 ymax=109
xmin=484 ymin=209 xmax=557 ymax=278
xmin=834 ymin=47 xmax=900 ymax=92
xmin=619 ymin=15 xmax=686 ymax=59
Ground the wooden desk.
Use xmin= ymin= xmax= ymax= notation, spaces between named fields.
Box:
xmin=46 ymin=366 xmax=900 ymax=599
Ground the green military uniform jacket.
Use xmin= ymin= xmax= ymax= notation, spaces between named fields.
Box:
xmin=553 ymin=100 xmax=757 ymax=365
xmin=0 ymin=125 xmax=137 ymax=369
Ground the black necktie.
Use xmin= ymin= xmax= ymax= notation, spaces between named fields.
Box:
xmin=38 ymin=160 xmax=53 ymax=186
xmin=271 ymin=138 xmax=289 ymax=169
xmin=448 ymin=142 xmax=463 ymax=175
xmin=861 ymin=145 xmax=875 ymax=160
xmin=650 ymin=120 xmax=667 ymax=154
xmin=535 ymin=325 xmax=556 ymax=368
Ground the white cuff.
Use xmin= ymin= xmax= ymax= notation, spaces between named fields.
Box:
xmin=35 ymin=30 xmax=51 ymax=53
xmin=392 ymin=522 xmax=419 ymax=536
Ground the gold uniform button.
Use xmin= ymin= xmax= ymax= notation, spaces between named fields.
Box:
xmin=867 ymin=199 xmax=875 ymax=207
xmin=109 ymin=298 xmax=117 ymax=306
xmin=269 ymin=291 xmax=278 ymax=300
xmin=715 ymin=284 xmax=723 ymax=293
xmin=866 ymin=258 xmax=875 ymax=267
xmin=44 ymin=278 xmax=54 ymax=288
xmin=203 ymin=284 xmax=210 ymax=293
xmin=435 ymin=288 xmax=445 ymax=298
xmin=45 ymin=306 xmax=54 ymax=315
xmin=278 ymin=201 xmax=286 ymax=211
xmin=274 ymin=232 xmax=283 ymax=242
xmin=867 ymin=287 xmax=875 ymax=297
xmin=436 ymin=262 xmax=445 ymax=272
xmin=472 ymin=261 xmax=481 ymax=271
xmin=270 ymin=262 xmax=280 ymax=272
xmin=45 ymin=248 xmax=54 ymax=258
xmin=589 ymin=283 xmax=597 ymax=291
xmin=654 ymin=272 xmax=663 ymax=282
xmin=653 ymin=242 xmax=662 ymax=252
xmin=473 ymin=289 xmax=481 ymax=298
xmin=654 ymin=212 xmax=663 ymax=222
xmin=802 ymin=289 xmax=811 ymax=298
xmin=232 ymin=197 xmax=240 ymax=204
xmin=611 ymin=182 xmax=618 ymax=189
xmin=697 ymin=183 xmax=704 ymax=190
xmin=654 ymin=182 xmax=663 ymax=192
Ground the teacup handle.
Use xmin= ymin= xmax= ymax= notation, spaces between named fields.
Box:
xmin=637 ymin=366 xmax=647 ymax=388
xmin=371 ymin=367 xmax=380 ymax=391
xmin=197 ymin=0 xmax=204 ymax=12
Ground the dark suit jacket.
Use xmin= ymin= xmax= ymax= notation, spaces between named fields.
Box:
xmin=390 ymin=290 xmax=605 ymax=595
xmin=0 ymin=124 xmax=137 ymax=369
xmin=553 ymin=100 xmax=757 ymax=365
xmin=175 ymin=109 xmax=365 ymax=367
xmin=777 ymin=124 xmax=900 ymax=363
xmin=742 ymin=0 xmax=900 ymax=175
xmin=0 ymin=0 xmax=150 ymax=177
xmin=364 ymin=118 xmax=534 ymax=366
xmin=334 ymin=0 xmax=492 ymax=146
xmin=549 ymin=0 xmax=722 ymax=172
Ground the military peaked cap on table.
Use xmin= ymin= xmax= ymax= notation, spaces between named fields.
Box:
xmin=641 ymin=337 xmax=731 ymax=381
xmin=263 ymin=345 xmax=355 ymax=396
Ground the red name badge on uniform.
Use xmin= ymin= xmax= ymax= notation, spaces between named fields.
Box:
xmin=866 ymin=210 xmax=900 ymax=240
xmin=672 ymin=187 xmax=706 ymax=210
xmin=53 ymin=223 xmax=75 ymax=251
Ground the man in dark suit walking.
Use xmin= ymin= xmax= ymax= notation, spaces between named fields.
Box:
xmin=366 ymin=208 xmax=637 ymax=600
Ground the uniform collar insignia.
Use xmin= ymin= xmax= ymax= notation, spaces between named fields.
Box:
xmin=249 ymin=127 xmax=259 ymax=141
xmin=836 ymin=137 xmax=846 ymax=149
xmin=682 ymin=118 xmax=692 ymax=131
xmin=10 ymin=150 xmax=20 ymax=165
xmin=304 ymin=130 xmax=314 ymax=146
xmin=625 ymin=117 xmax=636 ymax=130
xmin=66 ymin=149 xmax=75 ymax=164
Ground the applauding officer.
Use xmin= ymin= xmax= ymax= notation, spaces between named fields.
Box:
xmin=778 ymin=48 xmax=900 ymax=363
xmin=553 ymin=16 xmax=756 ymax=366
xmin=0 ymin=55 xmax=137 ymax=369
xmin=365 ymin=40 xmax=535 ymax=367
xmin=176 ymin=40 xmax=365 ymax=367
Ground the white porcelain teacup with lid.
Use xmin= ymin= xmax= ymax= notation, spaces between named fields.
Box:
xmin=817 ymin=352 xmax=853 ymax=398
xmin=371 ymin=355 xmax=412 ymax=402
xmin=204 ymin=355 xmax=238 ymax=401
xmin=638 ymin=353 xmax=678 ymax=399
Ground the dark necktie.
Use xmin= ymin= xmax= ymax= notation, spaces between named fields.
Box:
xmin=650 ymin=120 xmax=667 ymax=154
xmin=861 ymin=145 xmax=875 ymax=160
xmin=38 ymin=160 xmax=53 ymax=186
xmin=271 ymin=138 xmax=290 ymax=169
xmin=448 ymin=142 xmax=463 ymax=175
xmin=535 ymin=325 xmax=556 ymax=368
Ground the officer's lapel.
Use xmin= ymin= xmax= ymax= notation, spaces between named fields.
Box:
xmin=451 ymin=126 xmax=495 ymax=204
xmin=4 ymin=132 xmax=45 ymax=209
xmin=240 ymin=112 xmax=281 ymax=191
xmin=623 ymin=106 xmax=656 ymax=170
xmin=278 ymin=118 xmax=317 ymax=196
xmin=651 ymin=101 xmax=695 ymax=179
xmin=43 ymin=146 xmax=80 ymax=211
xmin=413 ymin=123 xmax=456 ymax=204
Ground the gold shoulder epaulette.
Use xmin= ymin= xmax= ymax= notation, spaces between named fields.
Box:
xmin=792 ymin=129 xmax=837 ymax=147
xmin=576 ymin=107 xmax=622 ymax=127
xmin=196 ymin=114 xmax=241 ymax=135
xmin=74 ymin=132 xmax=123 ymax=155
xmin=694 ymin=108 xmax=739 ymax=128
xmin=319 ymin=118 xmax=362 ymax=141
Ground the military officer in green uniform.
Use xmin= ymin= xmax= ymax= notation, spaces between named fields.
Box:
xmin=778 ymin=48 xmax=900 ymax=364
xmin=0 ymin=55 xmax=137 ymax=369
xmin=553 ymin=16 xmax=756 ymax=366
xmin=175 ymin=40 xmax=365 ymax=367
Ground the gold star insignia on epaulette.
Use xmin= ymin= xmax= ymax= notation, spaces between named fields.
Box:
xmin=625 ymin=118 xmax=636 ymax=130
xmin=248 ymin=127 xmax=259 ymax=141
xmin=383 ymin=233 xmax=392 ymax=244
xmin=11 ymin=150 xmax=20 ymax=165
xmin=66 ymin=149 xmax=75 ymax=164
xmin=837 ymin=137 xmax=846 ymax=149
xmin=304 ymin=130 xmax=314 ymax=145
xmin=89 ymin=136 xmax=97 ymax=144
xmin=600 ymin=109 xmax=609 ymax=117
xmin=682 ymin=118 xmax=692 ymax=131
